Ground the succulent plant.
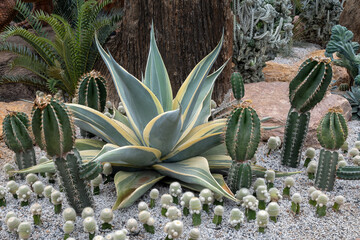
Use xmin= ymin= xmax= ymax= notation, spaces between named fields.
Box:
xmin=3 ymin=163 xmax=15 ymax=180
xmin=63 ymin=207 xmax=77 ymax=222
xmin=256 ymin=210 xmax=269 ymax=233
xmin=169 ymin=182 xmax=182 ymax=204
xmin=253 ymin=178 xmax=266 ymax=194
xmin=138 ymin=201 xmax=148 ymax=212
xmin=93 ymin=236 xmax=105 ymax=240
xmin=353 ymin=155 xmax=360 ymax=165
xmin=5 ymin=211 xmax=16 ymax=225
xmin=199 ymin=188 xmax=214 ymax=213
xmin=189 ymin=197 xmax=202 ymax=226
xmin=51 ymin=190 xmax=63 ymax=214
xmin=102 ymin=162 xmax=113 ymax=184
xmin=267 ymin=136 xmax=281 ymax=156
xmin=149 ymin=188 xmax=159 ymax=209
xmin=180 ymin=191 xmax=195 ymax=216
xmin=333 ymin=195 xmax=345 ymax=211
xmin=166 ymin=206 xmax=182 ymax=221
xmin=82 ymin=207 xmax=95 ymax=219
xmin=337 ymin=166 xmax=360 ymax=180
xmin=304 ymin=147 xmax=316 ymax=167
xmin=316 ymin=194 xmax=329 ymax=217
xmin=63 ymin=220 xmax=75 ymax=239
xmin=349 ymin=147 xmax=359 ymax=158
xmin=138 ymin=210 xmax=155 ymax=234
xmin=108 ymin=230 xmax=129 ymax=240
xmin=226 ymin=101 xmax=261 ymax=192
xmin=242 ymin=195 xmax=258 ymax=221
xmin=212 ymin=205 xmax=224 ymax=226
xmin=46 ymin=172 xmax=56 ymax=184
xmin=32 ymin=181 xmax=44 ymax=198
xmin=228 ymin=208 xmax=244 ymax=230
xmin=161 ymin=194 xmax=173 ymax=216
xmin=7 ymin=216 xmax=20 ymax=232
xmin=17 ymin=221 xmax=32 ymax=239
xmin=0 ymin=186 xmax=6 ymax=207
xmin=266 ymin=202 xmax=280 ymax=222
xmin=268 ymin=188 xmax=282 ymax=202
xmin=235 ymin=188 xmax=250 ymax=203
xmin=91 ymin=174 xmax=102 ymax=195
xmin=164 ymin=220 xmax=184 ymax=240
xmin=306 ymin=160 xmax=318 ymax=180
xmin=3 ymin=112 xmax=37 ymax=175
xmin=282 ymin=177 xmax=295 ymax=198
xmin=125 ymin=218 xmax=139 ymax=234
xmin=315 ymin=108 xmax=348 ymax=191
xmin=256 ymin=185 xmax=269 ymax=210
xmin=44 ymin=185 xmax=54 ymax=203
xmin=230 ymin=72 xmax=244 ymax=101
xmin=100 ymin=208 xmax=114 ymax=230
xmin=339 ymin=83 xmax=350 ymax=92
xmin=291 ymin=193 xmax=302 ymax=214
xmin=30 ymin=203 xmax=42 ymax=225
xmin=341 ymin=142 xmax=348 ymax=153
xmin=26 ymin=173 xmax=38 ymax=188
xmin=7 ymin=180 xmax=19 ymax=199
xmin=188 ymin=228 xmax=200 ymax=240
xmin=105 ymin=101 xmax=114 ymax=115
xmin=281 ymin=57 xmax=332 ymax=167
xmin=309 ymin=190 xmax=322 ymax=207
xmin=338 ymin=160 xmax=348 ymax=168
xmin=264 ymin=170 xmax=275 ymax=189
xmin=31 ymin=95 xmax=93 ymax=214
xmin=83 ymin=216 xmax=98 ymax=240
xmin=17 ymin=185 xmax=31 ymax=206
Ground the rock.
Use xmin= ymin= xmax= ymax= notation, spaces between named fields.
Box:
xmin=241 ymin=82 xmax=351 ymax=147
xmin=0 ymin=101 xmax=33 ymax=136
xmin=340 ymin=0 xmax=360 ymax=45
xmin=263 ymin=49 xmax=351 ymax=85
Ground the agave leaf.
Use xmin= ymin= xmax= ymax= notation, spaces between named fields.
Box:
xmin=113 ymin=170 xmax=164 ymax=209
xmin=79 ymin=150 xmax=102 ymax=162
xmin=113 ymin=109 xmax=130 ymax=128
xmin=206 ymin=155 xmax=232 ymax=171
xmin=203 ymin=143 xmax=228 ymax=156
xmin=153 ymin=156 xmax=236 ymax=201
xmin=75 ymin=139 xmax=106 ymax=151
xmin=13 ymin=160 xmax=55 ymax=174
xmin=93 ymin=145 xmax=161 ymax=167
xmin=95 ymin=35 xmax=164 ymax=140
xmin=144 ymin=25 xmax=173 ymax=112
xmin=212 ymin=173 xmax=233 ymax=195
xmin=68 ymin=103 xmax=140 ymax=146
xmin=251 ymin=164 xmax=302 ymax=177
xmin=163 ymin=132 xmax=223 ymax=162
xmin=143 ymin=108 xmax=182 ymax=157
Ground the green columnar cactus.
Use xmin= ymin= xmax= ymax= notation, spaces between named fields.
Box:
xmin=31 ymin=95 xmax=93 ymax=214
xmin=230 ymin=72 xmax=244 ymax=101
xmin=77 ymin=71 xmax=107 ymax=137
xmin=337 ymin=166 xmax=360 ymax=180
xmin=315 ymin=108 xmax=348 ymax=191
xmin=226 ymin=101 xmax=261 ymax=192
xmin=3 ymin=112 xmax=36 ymax=175
xmin=281 ymin=57 xmax=333 ymax=167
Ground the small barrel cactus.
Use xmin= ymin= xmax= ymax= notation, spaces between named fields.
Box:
xmin=235 ymin=188 xmax=250 ymax=203
xmin=242 ymin=195 xmax=258 ymax=221
xmin=316 ymin=194 xmax=329 ymax=217
xmin=166 ymin=206 xmax=182 ymax=220
xmin=349 ymin=147 xmax=359 ymax=158
xmin=228 ymin=208 xmax=244 ymax=230
xmin=3 ymin=163 xmax=15 ymax=180
xmin=189 ymin=197 xmax=202 ymax=226
xmin=230 ymin=72 xmax=245 ymax=101
xmin=51 ymin=190 xmax=63 ymax=214
xmin=7 ymin=216 xmax=20 ymax=232
xmin=26 ymin=173 xmax=38 ymax=188
xmin=102 ymin=162 xmax=113 ymax=184
xmin=291 ymin=193 xmax=302 ymax=214
xmin=5 ymin=211 xmax=16 ymax=225
xmin=315 ymin=108 xmax=348 ymax=191
xmin=32 ymin=181 xmax=44 ymax=198
xmin=100 ymin=208 xmax=114 ymax=230
xmin=304 ymin=147 xmax=316 ymax=167
xmin=164 ymin=220 xmax=183 ymax=240
xmin=212 ymin=205 xmax=224 ymax=226
xmin=266 ymin=202 xmax=280 ymax=222
xmin=44 ymin=185 xmax=54 ymax=203
xmin=30 ymin=203 xmax=42 ymax=225
xmin=180 ymin=191 xmax=194 ymax=216
xmin=7 ymin=180 xmax=19 ymax=199
xmin=333 ymin=195 xmax=345 ymax=212
xmin=169 ymin=182 xmax=182 ymax=204
xmin=264 ymin=170 xmax=275 ymax=189
xmin=160 ymin=194 xmax=173 ymax=216
xmin=63 ymin=207 xmax=77 ymax=222
xmin=91 ymin=174 xmax=102 ymax=195
xmin=268 ymin=188 xmax=282 ymax=202
xmin=125 ymin=218 xmax=139 ymax=233
xmin=17 ymin=185 xmax=31 ymax=206
xmin=256 ymin=185 xmax=269 ymax=210
xmin=17 ymin=221 xmax=32 ymax=239
xmin=82 ymin=207 xmax=95 ymax=219
xmin=282 ymin=57 xmax=332 ymax=167
xmin=63 ymin=221 xmax=75 ymax=240
xmin=83 ymin=216 xmax=98 ymax=240
xmin=199 ymin=188 xmax=214 ymax=213
xmin=307 ymin=160 xmax=318 ymax=180
xmin=283 ymin=177 xmax=295 ymax=198
xmin=267 ymin=136 xmax=281 ymax=155
xmin=256 ymin=210 xmax=269 ymax=233
xmin=309 ymin=190 xmax=322 ymax=206
xmin=138 ymin=201 xmax=148 ymax=212
xmin=226 ymin=101 xmax=260 ymax=192
xmin=188 ymin=228 xmax=200 ymax=240
xmin=138 ymin=210 xmax=155 ymax=234
xmin=149 ymin=188 xmax=159 ymax=209
xmin=0 ymin=186 xmax=6 ymax=207
xmin=3 ymin=112 xmax=37 ymax=175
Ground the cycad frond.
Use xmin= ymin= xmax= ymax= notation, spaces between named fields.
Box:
xmin=15 ymin=0 xmax=46 ymax=37
xmin=1 ymin=75 xmax=47 ymax=88
xmin=35 ymin=12 xmax=66 ymax=39
xmin=10 ymin=55 xmax=48 ymax=78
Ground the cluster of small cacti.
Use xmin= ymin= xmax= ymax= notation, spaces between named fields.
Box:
xmin=4 ymin=211 xmax=32 ymax=239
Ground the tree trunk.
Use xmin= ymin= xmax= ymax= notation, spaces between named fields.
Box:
xmin=96 ymin=0 xmax=233 ymax=106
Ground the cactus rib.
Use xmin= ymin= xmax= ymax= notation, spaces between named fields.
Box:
xmin=314 ymin=150 xmax=338 ymax=191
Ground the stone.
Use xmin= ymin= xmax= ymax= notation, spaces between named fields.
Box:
xmin=241 ymin=82 xmax=351 ymax=147
xmin=263 ymin=50 xmax=351 ymax=85
xmin=340 ymin=0 xmax=360 ymax=45
xmin=0 ymin=101 xmax=33 ymax=136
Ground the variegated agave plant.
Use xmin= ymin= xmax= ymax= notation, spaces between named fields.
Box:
xmin=67 ymin=27 xmax=237 ymax=209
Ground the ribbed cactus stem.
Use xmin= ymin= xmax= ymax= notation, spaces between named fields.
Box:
xmin=337 ymin=166 xmax=360 ymax=180
xmin=314 ymin=150 xmax=338 ymax=191
xmin=230 ymin=72 xmax=245 ymax=101
xmin=227 ymin=162 xmax=252 ymax=192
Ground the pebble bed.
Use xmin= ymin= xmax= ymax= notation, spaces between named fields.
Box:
xmin=0 ymin=121 xmax=360 ymax=240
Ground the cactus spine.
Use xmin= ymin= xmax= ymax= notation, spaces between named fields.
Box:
xmin=2 ymin=112 xmax=36 ymax=173
xmin=315 ymin=108 xmax=348 ymax=191
xmin=32 ymin=95 xmax=93 ymax=214
xmin=226 ymin=101 xmax=261 ymax=192
xmin=282 ymin=57 xmax=333 ymax=167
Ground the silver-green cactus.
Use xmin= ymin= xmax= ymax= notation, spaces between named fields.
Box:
xmin=189 ymin=197 xmax=202 ymax=226
xmin=82 ymin=207 xmax=95 ymax=219
xmin=266 ymin=202 xmax=280 ymax=222
xmin=51 ymin=190 xmax=63 ymax=214
xmin=228 ymin=208 xmax=244 ymax=230
xmin=199 ymin=188 xmax=214 ymax=213
xmin=83 ymin=216 xmax=98 ymax=240
xmin=242 ymin=195 xmax=258 ymax=221
xmin=212 ymin=205 xmax=224 ymax=226
xmin=17 ymin=185 xmax=31 ymax=206
xmin=291 ymin=193 xmax=302 ymax=214
xmin=160 ymin=194 xmax=173 ymax=216
xmin=164 ymin=220 xmax=183 ymax=240
xmin=44 ymin=185 xmax=54 ymax=203
xmin=100 ymin=208 xmax=114 ymax=230
xmin=7 ymin=216 xmax=20 ymax=232
xmin=139 ymin=210 xmax=155 ymax=234
xmin=169 ymin=182 xmax=182 ymax=205
xmin=63 ymin=220 xmax=75 ymax=239
xmin=267 ymin=136 xmax=281 ymax=156
xmin=32 ymin=181 xmax=44 ymax=198
xmin=30 ymin=203 xmax=42 ymax=225
xmin=282 ymin=177 xmax=295 ymax=198
xmin=63 ymin=207 xmax=76 ymax=222
xmin=256 ymin=210 xmax=269 ymax=233
xmin=138 ymin=201 xmax=148 ymax=212
xmin=265 ymin=170 xmax=276 ymax=189
xmin=17 ymin=221 xmax=32 ymax=239
xmin=304 ymin=147 xmax=316 ymax=167
xmin=25 ymin=173 xmax=38 ymax=188
xmin=180 ymin=191 xmax=195 ymax=216
xmin=333 ymin=195 xmax=345 ymax=212
xmin=3 ymin=163 xmax=15 ymax=180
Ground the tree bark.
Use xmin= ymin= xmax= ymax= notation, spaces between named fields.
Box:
xmin=96 ymin=0 xmax=233 ymax=106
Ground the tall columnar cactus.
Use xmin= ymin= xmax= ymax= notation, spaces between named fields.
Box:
xmin=32 ymin=95 xmax=93 ymax=214
xmin=281 ymin=57 xmax=333 ymax=167
xmin=3 ymin=112 xmax=36 ymax=172
xmin=76 ymin=70 xmax=107 ymax=137
xmin=315 ymin=108 xmax=348 ymax=191
xmin=226 ymin=101 xmax=261 ymax=192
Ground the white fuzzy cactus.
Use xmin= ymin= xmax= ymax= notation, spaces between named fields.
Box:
xmin=268 ymin=188 xmax=282 ymax=202
xmin=341 ymin=141 xmax=348 ymax=153
xmin=180 ymin=191 xmax=194 ymax=216
xmin=213 ymin=191 xmax=223 ymax=206
xmin=93 ymin=236 xmax=105 ymax=240
xmin=333 ymin=195 xmax=345 ymax=212
xmin=306 ymin=160 xmax=318 ymax=180
xmin=102 ymin=162 xmax=113 ymax=184
xmin=30 ymin=203 xmax=42 ymax=225
xmin=291 ymin=193 xmax=302 ymax=214
xmin=110 ymin=229 xmax=129 ymax=240
xmin=188 ymin=228 xmax=200 ymax=240
xmin=316 ymin=194 xmax=329 ymax=217
xmin=82 ymin=207 xmax=95 ymax=219
xmin=138 ymin=201 xmax=148 ymax=212
xmin=212 ymin=205 xmax=224 ymax=226
xmin=6 ymin=180 xmax=18 ymax=198
xmin=16 ymin=185 xmax=31 ymax=206
xmin=3 ymin=163 xmax=15 ymax=180
xmin=100 ymin=208 xmax=114 ymax=230
xmin=283 ymin=177 xmax=295 ymax=198
xmin=242 ymin=195 xmax=258 ymax=220
xmin=235 ymin=188 xmax=250 ymax=203
xmin=266 ymin=202 xmax=280 ymax=222
xmin=304 ymin=147 xmax=316 ymax=167
xmin=189 ymin=197 xmax=202 ymax=226
xmin=228 ymin=208 xmax=244 ymax=230
xmin=164 ymin=220 xmax=183 ymax=239
xmin=63 ymin=207 xmax=76 ymax=222
xmin=0 ymin=185 xmax=7 ymax=207
xmin=353 ymin=155 xmax=360 ymax=165
xmin=83 ymin=216 xmax=98 ymax=239
xmin=91 ymin=174 xmax=102 ymax=195
xmin=264 ymin=170 xmax=275 ymax=188
xmin=256 ymin=185 xmax=270 ymax=209
xmin=7 ymin=216 xmax=20 ymax=232
xmin=50 ymin=190 xmax=63 ymax=214
xmin=338 ymin=160 xmax=347 ymax=168
xmin=161 ymin=194 xmax=173 ymax=216
xmin=256 ymin=210 xmax=269 ymax=233
xmin=166 ymin=206 xmax=182 ymax=220
xmin=43 ymin=185 xmax=53 ymax=202
xmin=309 ymin=190 xmax=322 ymax=206
xmin=63 ymin=221 xmax=75 ymax=239
xmin=199 ymin=188 xmax=214 ymax=213
xmin=138 ymin=210 xmax=155 ymax=233
xmin=32 ymin=181 xmax=44 ymax=198
xmin=169 ymin=182 xmax=182 ymax=204
xmin=17 ymin=221 xmax=32 ymax=239
xmin=126 ymin=218 xmax=139 ymax=233
xmin=267 ymin=136 xmax=281 ymax=155
xmin=25 ymin=173 xmax=38 ymax=187
xmin=253 ymin=178 xmax=266 ymax=193
xmin=149 ymin=188 xmax=159 ymax=209
xmin=5 ymin=211 xmax=16 ymax=224
xmin=349 ymin=147 xmax=359 ymax=158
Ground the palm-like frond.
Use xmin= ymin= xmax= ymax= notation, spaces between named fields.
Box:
xmin=15 ymin=0 xmax=46 ymax=37
xmin=0 ymin=75 xmax=47 ymax=88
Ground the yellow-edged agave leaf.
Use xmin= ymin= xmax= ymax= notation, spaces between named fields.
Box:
xmin=75 ymin=139 xmax=106 ymax=151
xmin=68 ymin=103 xmax=140 ymax=146
xmin=206 ymin=154 xmax=232 ymax=171
xmin=92 ymin=143 xmax=119 ymax=159
xmin=113 ymin=109 xmax=131 ymax=128
xmin=13 ymin=161 xmax=55 ymax=174
xmin=79 ymin=150 xmax=101 ymax=162
xmin=163 ymin=132 xmax=223 ymax=162
xmin=252 ymin=165 xmax=302 ymax=177
xmin=143 ymin=108 xmax=182 ymax=157
xmin=95 ymin=36 xmax=164 ymax=140
xmin=153 ymin=156 xmax=236 ymax=201
xmin=203 ymin=142 xmax=228 ymax=155
xmin=144 ymin=25 xmax=173 ymax=112
xmin=93 ymin=145 xmax=161 ymax=167
xmin=113 ymin=170 xmax=164 ymax=209
xmin=212 ymin=173 xmax=233 ymax=195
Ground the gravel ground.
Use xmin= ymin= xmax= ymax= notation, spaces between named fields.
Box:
xmin=0 ymin=120 xmax=360 ymax=240
xmin=272 ymin=42 xmax=322 ymax=65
